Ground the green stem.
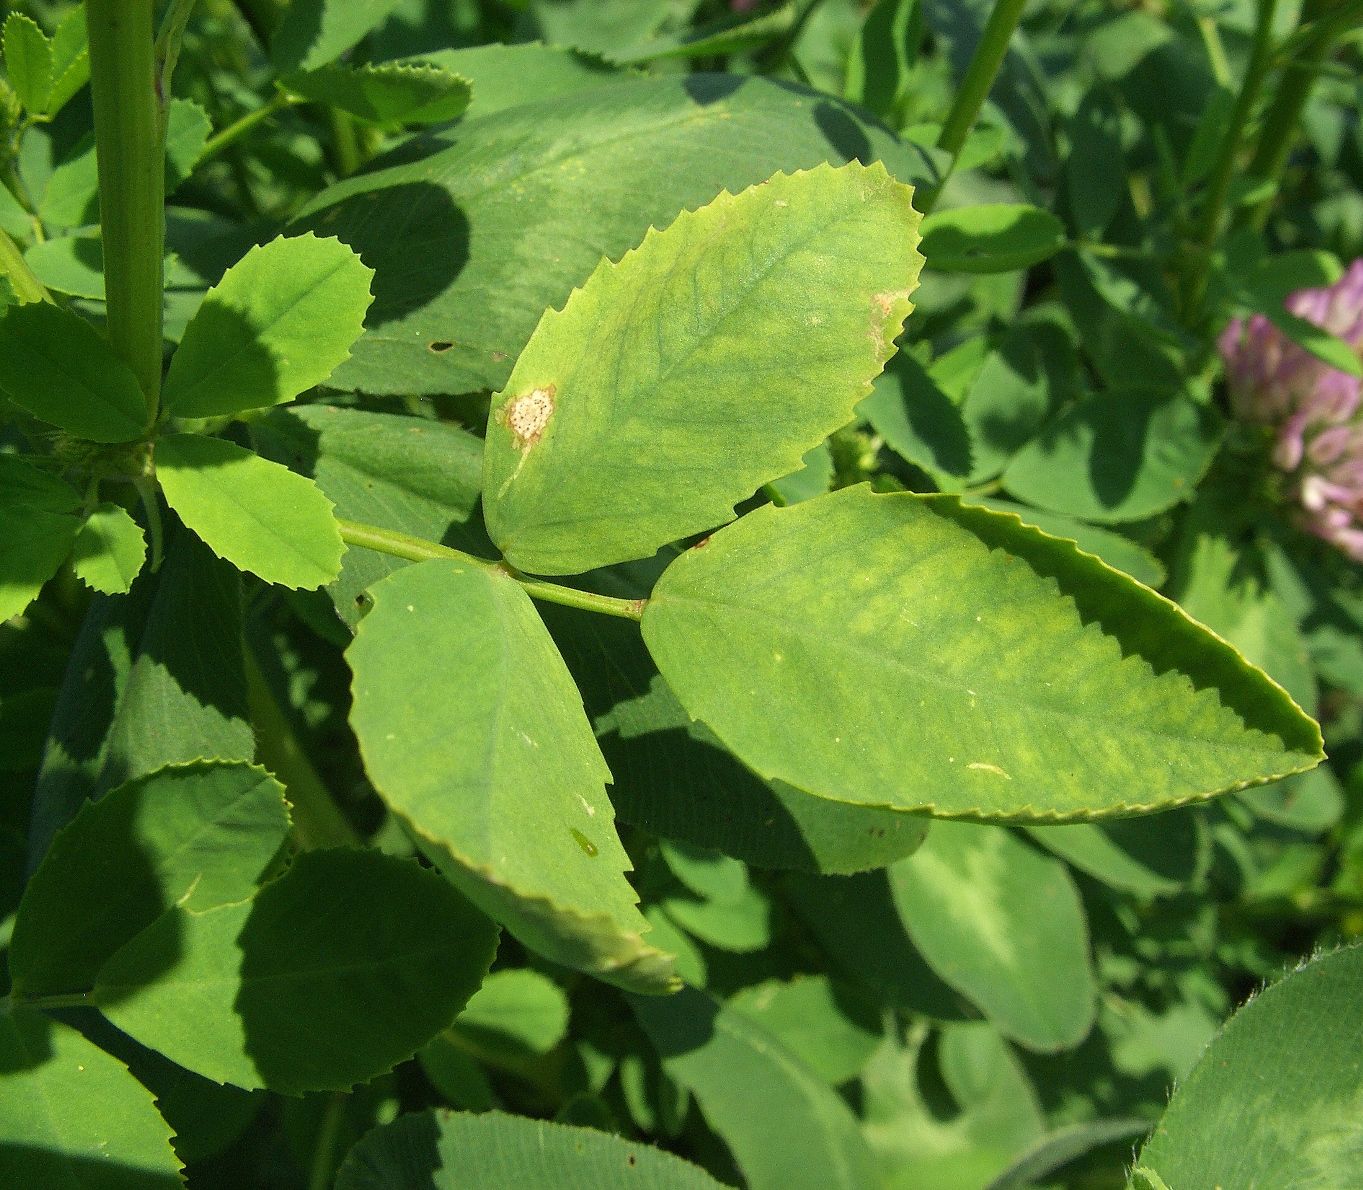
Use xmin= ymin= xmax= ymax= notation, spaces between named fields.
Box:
xmin=200 ymin=91 xmax=297 ymax=163
xmin=245 ymin=647 xmax=360 ymax=849
xmin=919 ymin=0 xmax=1028 ymax=214
xmin=133 ymin=476 xmax=165 ymax=572
xmin=156 ymin=0 xmax=200 ymax=112
xmin=335 ymin=519 xmax=647 ymax=622
xmin=327 ymin=108 xmax=363 ymax=177
xmin=233 ymin=0 xmax=285 ymax=50
xmin=1181 ymin=0 xmax=1279 ymax=320
xmin=5 ymin=991 xmax=96 ymax=1012
xmin=0 ymin=226 xmax=50 ymax=304
xmin=1196 ymin=14 xmax=1233 ymax=86
xmin=1239 ymin=0 xmax=1352 ymax=231
xmin=85 ymin=0 xmax=165 ymax=419
xmin=307 ymin=1093 xmax=349 ymax=1190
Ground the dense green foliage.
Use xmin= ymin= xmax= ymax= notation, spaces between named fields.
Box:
xmin=1 ymin=0 xmax=1361 ymax=1186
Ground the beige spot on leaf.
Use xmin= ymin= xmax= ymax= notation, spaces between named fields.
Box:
xmin=504 ymin=385 xmax=556 ymax=449
xmin=869 ymin=289 xmax=912 ymax=356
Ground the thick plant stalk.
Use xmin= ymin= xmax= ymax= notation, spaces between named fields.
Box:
xmin=85 ymin=0 xmax=165 ymax=419
xmin=920 ymin=0 xmax=1028 ymax=214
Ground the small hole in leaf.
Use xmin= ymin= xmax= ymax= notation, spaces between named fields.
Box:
xmin=428 ymin=340 xmax=454 ymax=353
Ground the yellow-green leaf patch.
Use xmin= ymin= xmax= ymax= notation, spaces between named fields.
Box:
xmin=484 ymin=161 xmax=922 ymax=575
xmin=641 ymin=486 xmax=1323 ymax=821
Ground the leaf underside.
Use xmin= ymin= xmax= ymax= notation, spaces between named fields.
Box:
xmin=347 ymin=560 xmax=676 ymax=993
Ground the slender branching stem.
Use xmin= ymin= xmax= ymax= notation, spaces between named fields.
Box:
xmin=335 ymin=518 xmax=647 ymax=622
xmin=200 ymin=91 xmax=298 ymax=162
xmin=1238 ymin=0 xmax=1352 ymax=232
xmin=1181 ymin=0 xmax=1279 ymax=322
xmin=244 ymin=647 xmax=361 ymax=849
xmin=919 ymin=0 xmax=1028 ymax=215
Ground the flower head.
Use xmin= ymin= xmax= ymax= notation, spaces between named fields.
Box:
xmin=1220 ymin=259 xmax=1363 ymax=559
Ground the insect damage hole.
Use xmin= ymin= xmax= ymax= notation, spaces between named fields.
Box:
xmin=504 ymin=385 xmax=556 ymax=449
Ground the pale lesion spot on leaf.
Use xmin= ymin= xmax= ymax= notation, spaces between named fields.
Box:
xmin=869 ymin=289 xmax=912 ymax=357
xmin=502 ymin=385 xmax=557 ymax=451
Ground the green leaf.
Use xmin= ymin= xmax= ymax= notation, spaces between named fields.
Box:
xmin=250 ymin=404 xmax=489 ymax=630
xmin=957 ymin=315 xmax=1077 ymax=485
xmin=524 ymin=0 xmax=680 ymax=55
xmin=632 ymin=987 xmax=879 ymax=1190
xmin=484 ymin=161 xmax=922 ymax=575
xmin=1170 ymin=530 xmax=1316 ymax=714
xmin=611 ymin=3 xmax=798 ymax=65
xmin=11 ymin=761 xmax=290 ymax=999
xmin=43 ymin=4 xmax=88 ymax=116
xmin=162 ymin=234 xmax=374 ymax=418
xmin=769 ymin=442 xmax=834 ymax=505
xmin=0 ymin=302 xmax=149 ymax=441
xmin=1002 ymin=391 xmax=1223 ymax=523
xmin=291 ymin=74 xmax=935 ymax=398
xmin=1134 ymin=944 xmax=1363 ymax=1189
xmin=454 ymin=968 xmax=571 ymax=1060
xmin=0 ymin=454 xmax=82 ymax=514
xmin=990 ymin=1121 xmax=1153 ymax=1189
xmin=921 ymin=204 xmax=1067 ymax=273
xmin=0 ymin=506 xmax=80 ymax=624
xmin=29 ymin=525 xmax=256 ymax=863
xmin=347 ymin=559 xmax=675 ymax=993
xmin=272 ymin=0 xmax=405 ymax=74
xmin=541 ymin=591 xmax=931 ymax=875
xmin=335 ymin=1109 xmax=727 ymax=1189
xmin=164 ymin=98 xmax=211 ymax=192
xmin=1065 ymin=91 xmax=1125 ymax=238
xmin=860 ymin=350 xmax=973 ymax=482
xmin=2 ymin=13 xmax=52 ymax=115
xmin=407 ymin=43 xmax=628 ymax=119
xmin=38 ymin=101 xmax=207 ymax=229
xmin=416 ymin=1038 xmax=496 ymax=1112
xmin=1263 ymin=306 xmax=1363 ymax=378
xmin=0 ymin=480 xmax=83 ymax=637
xmin=286 ymin=62 xmax=471 ymax=126
xmin=969 ymin=498 xmax=1167 ymax=588
xmin=727 ymin=976 xmax=881 ymax=1086
xmin=785 ymin=871 xmax=970 ymax=1020
xmin=641 ymin=486 xmax=1322 ymax=820
xmin=70 ymin=503 xmax=147 ymax=595
xmin=25 ymin=234 xmax=106 ymax=298
xmin=0 ymin=1006 xmax=182 ymax=1189
xmin=845 ymin=0 xmax=922 ymax=118
xmin=862 ymin=1022 xmax=1045 ymax=1188
xmin=156 ymin=434 xmax=344 ymax=590
xmin=888 ymin=822 xmax=1095 ymax=1051
xmin=1026 ymin=812 xmax=1204 ymax=898
xmin=95 ymin=849 xmax=497 ymax=1093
